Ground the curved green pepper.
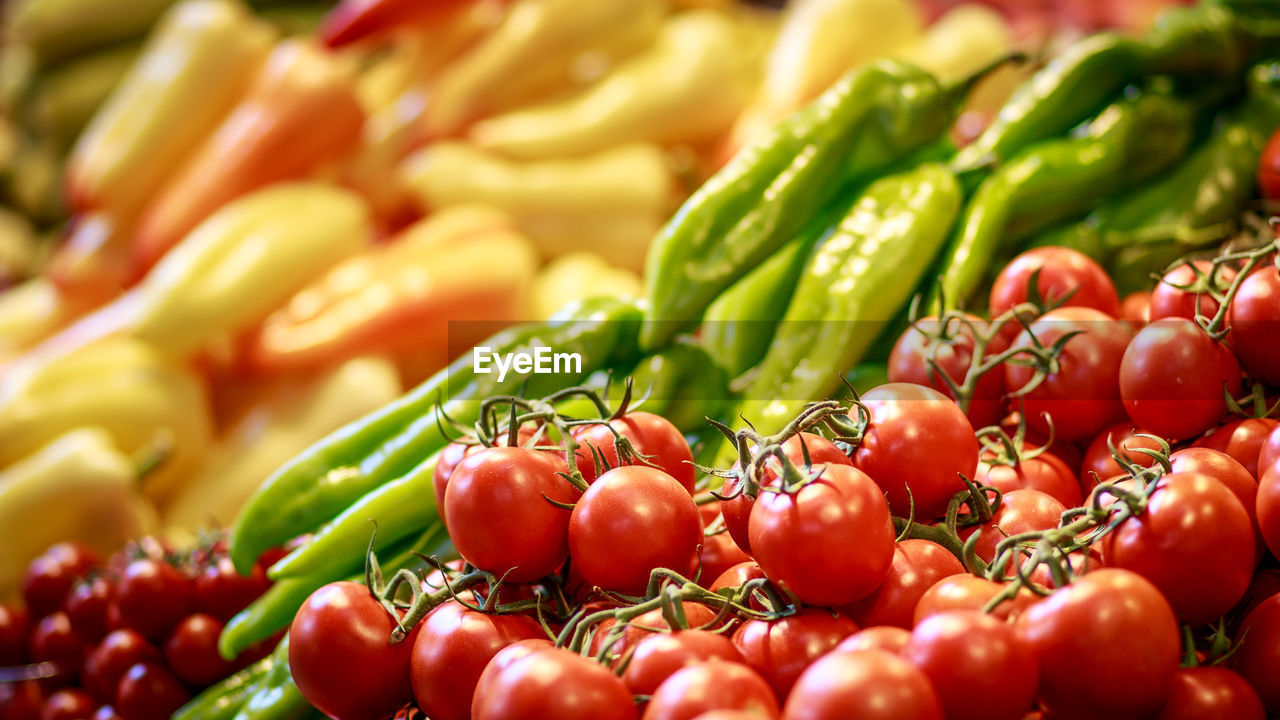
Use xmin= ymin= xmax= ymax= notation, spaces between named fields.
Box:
xmin=174 ymin=655 xmax=272 ymax=720
xmin=231 ymin=637 xmax=313 ymax=720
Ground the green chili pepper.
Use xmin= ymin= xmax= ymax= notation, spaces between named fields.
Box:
xmin=174 ymin=655 xmax=272 ymax=720
xmin=229 ymin=296 xmax=642 ymax=573
xmin=629 ymin=340 xmax=731 ymax=433
xmin=936 ymin=90 xmax=1197 ymax=307
xmin=732 ymin=162 xmax=963 ymax=437
xmin=232 ymin=637 xmax=314 ymax=720
xmin=640 ymin=56 xmax=1011 ymax=351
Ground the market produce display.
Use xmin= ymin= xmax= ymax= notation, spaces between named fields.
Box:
xmin=4 ymin=0 xmax=1280 ymax=718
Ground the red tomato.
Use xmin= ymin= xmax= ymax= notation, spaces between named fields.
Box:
xmin=28 ymin=612 xmax=84 ymax=669
xmin=1118 ymin=291 xmax=1151 ymax=327
xmin=572 ymin=412 xmax=696 ymax=492
xmin=1079 ymin=422 xmax=1162 ymax=493
xmin=888 ymin=314 xmax=1007 ymax=429
xmin=1102 ymin=471 xmax=1254 ymax=623
xmin=978 ymin=450 xmax=1080 ymax=511
xmin=444 ymin=447 xmax=578 ymax=582
xmin=409 ymin=602 xmax=544 ymax=720
xmin=709 ymin=562 xmax=767 ymax=611
xmin=162 ymin=614 xmax=233 ymax=686
xmin=1233 ymin=594 xmax=1280 ymax=715
xmin=1119 ymin=318 xmax=1242 ymax=440
xmin=624 ymin=630 xmax=744 ymax=697
xmin=781 ymin=648 xmax=942 ymax=720
xmin=0 ymin=603 xmax=30 ymax=666
xmin=1017 ymin=569 xmax=1180 ymax=720
xmin=914 ymin=575 xmax=1039 ymax=625
xmin=843 ymin=539 xmax=964 ymax=629
xmin=432 ymin=427 xmax=543 ymax=523
xmin=24 ymin=545 xmax=97 ymax=620
xmin=114 ymin=560 xmax=192 ymax=640
xmin=748 ymin=464 xmax=894 ymax=606
xmin=590 ymin=604 xmax=722 ymax=662
xmin=1257 ymin=128 xmax=1280 ymax=199
xmin=289 ymin=582 xmax=416 ymax=720
xmin=989 ymin=246 xmax=1120 ymax=319
xmin=0 ymin=681 xmax=44 ymax=720
xmin=474 ymin=645 xmax=637 ymax=720
xmin=1262 ymin=425 xmax=1280 ymax=475
xmin=1004 ymin=307 xmax=1131 ymax=441
xmin=696 ymin=531 xmax=751 ymax=588
xmin=114 ymin=663 xmax=189 ymax=720
xmin=90 ymin=708 xmax=121 ymax=720
xmin=1150 ymin=260 xmax=1234 ymax=323
xmin=63 ymin=577 xmax=113 ymax=644
xmin=642 ymin=660 xmax=779 ymax=720
xmin=38 ymin=690 xmax=92 ymax=720
xmin=193 ymin=556 xmax=270 ymax=622
xmin=852 ymin=383 xmax=979 ymax=520
xmin=731 ymin=608 xmax=858 ymax=702
xmin=470 ymin=638 xmax=555 ymax=709
xmin=903 ymin=610 xmax=1037 ymax=720
xmin=1228 ymin=264 xmax=1280 ymax=385
xmin=961 ymin=489 xmax=1066 ymax=564
xmin=569 ymin=466 xmax=701 ymax=594
xmin=834 ymin=626 xmax=911 ymax=655
xmin=1194 ymin=418 xmax=1279 ymax=480
xmin=1155 ymin=666 xmax=1264 ymax=720
xmin=83 ymin=630 xmax=161 ymax=703
xmin=1258 ymin=465 xmax=1280 ymax=559
xmin=1170 ymin=447 xmax=1260 ymax=541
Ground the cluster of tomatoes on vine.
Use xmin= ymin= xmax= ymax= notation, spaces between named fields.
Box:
xmin=0 ymin=537 xmax=280 ymax=720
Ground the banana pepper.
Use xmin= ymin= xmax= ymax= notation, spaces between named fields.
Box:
xmin=400 ymin=141 xmax=674 ymax=272
xmin=242 ymin=205 xmax=537 ymax=375
xmin=132 ymin=39 xmax=366 ymax=276
xmin=131 ymin=183 xmax=372 ymax=358
xmin=0 ymin=428 xmax=158 ymax=601
xmin=469 ymin=10 xmax=756 ymax=160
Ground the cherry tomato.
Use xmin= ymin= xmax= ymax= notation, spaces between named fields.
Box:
xmin=623 ymin=630 xmax=743 ymax=697
xmin=569 ymin=466 xmax=701 ymax=594
xmin=1262 ymin=425 xmax=1280 ymax=476
xmin=852 ymin=383 xmax=979 ymax=520
xmin=193 ymin=556 xmax=270 ymax=622
xmin=903 ymin=610 xmax=1037 ymax=720
xmin=1194 ymin=418 xmax=1279 ymax=480
xmin=162 ymin=614 xmax=233 ymax=686
xmin=843 ymin=539 xmax=963 ymax=629
xmin=1017 ymin=569 xmax=1179 ymax=720
xmin=1233 ymin=594 xmax=1280 ymax=715
xmin=643 ymin=660 xmax=779 ymax=720
xmin=590 ymin=604 xmax=722 ymax=662
xmin=888 ymin=314 xmax=1006 ymax=429
xmin=782 ymin=648 xmax=942 ymax=720
xmin=1155 ymin=666 xmax=1264 ymax=720
xmin=470 ymin=638 xmax=555 ymax=710
xmin=63 ymin=577 xmax=113 ymax=644
xmin=90 ymin=708 xmax=121 ymax=720
xmin=1004 ymin=307 xmax=1131 ymax=441
xmin=445 ymin=447 xmax=578 ymax=583
xmin=1258 ymin=465 xmax=1280 ymax=560
xmin=0 ymin=681 xmax=44 ymax=720
xmin=978 ymin=449 xmax=1080 ymax=508
xmin=709 ymin=563 xmax=767 ymax=612
xmin=1170 ymin=447 xmax=1260 ymax=542
xmin=1118 ymin=291 xmax=1151 ymax=327
xmin=409 ymin=601 xmax=545 ymax=720
xmin=114 ymin=663 xmax=188 ymax=720
xmin=989 ymin=246 xmax=1120 ymax=320
xmin=731 ymin=608 xmax=858 ymax=702
xmin=432 ymin=427 xmax=541 ymax=524
xmin=1228 ymin=264 xmax=1280 ymax=386
xmin=28 ymin=613 xmax=84 ymax=670
xmin=1079 ymin=422 xmax=1161 ymax=493
xmin=1120 ymin=318 xmax=1242 ymax=440
xmin=114 ymin=561 xmax=192 ymax=640
xmin=82 ymin=630 xmax=161 ymax=703
xmin=914 ymin=575 xmax=1039 ymax=625
xmin=961 ymin=489 xmax=1065 ymax=564
xmin=1256 ymin=127 xmax=1280 ymax=199
xmin=24 ymin=545 xmax=99 ymax=620
xmin=38 ymin=689 xmax=92 ymax=720
xmin=1150 ymin=260 xmax=1234 ymax=323
xmin=749 ymin=463 xmax=894 ymax=607
xmin=289 ymin=582 xmax=416 ymax=720
xmin=0 ymin=603 xmax=30 ymax=666
xmin=696 ymin=531 xmax=751 ymax=588
xmin=835 ymin=625 xmax=911 ymax=655
xmin=473 ymin=645 xmax=636 ymax=720
xmin=572 ymin=412 xmax=696 ymax=492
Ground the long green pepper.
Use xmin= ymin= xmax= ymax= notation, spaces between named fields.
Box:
xmin=175 ymin=655 xmax=272 ymax=720
xmin=231 ymin=637 xmax=315 ymax=720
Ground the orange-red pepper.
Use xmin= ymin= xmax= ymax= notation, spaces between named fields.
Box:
xmin=319 ymin=0 xmax=481 ymax=48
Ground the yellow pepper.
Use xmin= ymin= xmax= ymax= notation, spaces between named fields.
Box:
xmin=469 ymin=10 xmax=756 ymax=160
xmin=400 ymin=141 xmax=673 ymax=271
xmin=0 ymin=337 xmax=211 ymax=505
xmin=530 ymin=252 xmax=643 ymax=320
xmin=0 ymin=278 xmax=76 ymax=363
xmin=0 ymin=427 xmax=157 ymax=601
xmin=897 ymin=4 xmax=1020 ymax=115
xmin=131 ymin=182 xmax=372 ymax=357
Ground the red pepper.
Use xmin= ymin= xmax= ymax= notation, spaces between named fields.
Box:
xmin=319 ymin=0 xmax=479 ymax=48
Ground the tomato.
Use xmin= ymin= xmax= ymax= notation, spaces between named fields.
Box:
xmin=1155 ymin=666 xmax=1264 ymax=720
xmin=432 ymin=427 xmax=542 ymax=524
xmin=572 ymin=412 xmax=696 ymax=493
xmin=1195 ymin=418 xmax=1279 ymax=480
xmin=1258 ymin=465 xmax=1280 ymax=560
xmin=1 ymin=681 xmax=44 ymax=720
xmin=161 ymin=614 xmax=233 ymax=687
xmin=999 ymin=417 xmax=1085 ymax=474
xmin=748 ymin=463 xmax=894 ymax=606
xmin=978 ymin=450 xmax=1080 ymax=509
xmin=686 ymin=713 xmax=767 ymax=720
xmin=989 ymin=247 xmax=1120 ymax=320
xmin=114 ymin=663 xmax=188 ymax=720
xmin=569 ymin=466 xmax=701 ymax=594
xmin=24 ymin=546 xmax=96 ymax=620
xmin=1263 ymin=425 xmax=1280 ymax=476
xmin=1120 ymin=318 xmax=1242 ymax=440
xmin=709 ymin=562 xmax=767 ymax=611
xmin=28 ymin=612 xmax=84 ymax=669
xmin=1258 ymin=128 xmax=1280 ymax=199
xmin=960 ymin=489 xmax=1065 ymax=564
xmin=115 ymin=560 xmax=192 ymax=640
xmin=409 ymin=602 xmax=544 ymax=720
xmin=1017 ymin=569 xmax=1179 ymax=720
xmin=90 ymin=708 xmax=121 ymax=720
xmin=643 ymin=660 xmax=779 ymax=720
xmin=843 ymin=540 xmax=963 ymax=629
xmin=1234 ymin=594 xmax=1280 ymax=714
xmin=903 ymin=610 xmax=1037 ymax=720
xmin=38 ymin=690 xmax=93 ymax=720
xmin=696 ymin=531 xmax=751 ymax=588
xmin=1004 ymin=307 xmax=1131 ymax=442
xmin=731 ymin=608 xmax=858 ymax=702
xmin=590 ymin=604 xmax=722 ymax=662
xmin=888 ymin=314 xmax=1006 ymax=430
xmin=289 ymin=582 xmax=416 ymax=720
xmin=1079 ymin=422 xmax=1161 ymax=493
xmin=1228 ymin=264 xmax=1280 ymax=386
xmin=781 ymin=648 xmax=942 ymax=720
xmin=1170 ymin=447 xmax=1260 ymax=542
xmin=473 ymin=645 xmax=637 ymax=720
xmin=1150 ymin=260 xmax=1234 ymax=323
xmin=1118 ymin=291 xmax=1151 ymax=327
xmin=1102 ymin=471 xmax=1254 ymax=624
xmin=63 ymin=577 xmax=113 ymax=644
xmin=470 ymin=638 xmax=555 ymax=709
xmin=444 ymin=447 xmax=578 ymax=583
xmin=193 ymin=556 xmax=270 ymax=622
xmin=83 ymin=630 xmax=161 ymax=703
xmin=0 ymin=603 xmax=30 ymax=666
xmin=623 ymin=630 xmax=743 ymax=697
xmin=851 ymin=384 xmax=979 ymax=520
xmin=914 ymin=575 xmax=1038 ymax=625
xmin=834 ymin=625 xmax=911 ymax=655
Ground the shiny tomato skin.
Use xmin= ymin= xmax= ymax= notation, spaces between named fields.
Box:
xmin=114 ymin=560 xmax=192 ymax=641
xmin=572 ymin=412 xmax=696 ymax=492
xmin=990 ymin=247 xmax=1120 ymax=319
xmin=977 ymin=450 xmax=1080 ymax=509
xmin=834 ymin=626 xmax=911 ymax=655
xmin=1119 ymin=291 xmax=1151 ymax=327
xmin=474 ymin=645 xmax=637 ymax=720
xmin=1258 ymin=465 xmax=1280 ymax=560
xmin=1102 ymin=471 xmax=1254 ymax=624
xmin=1194 ymin=418 xmax=1279 ymax=480
xmin=843 ymin=540 xmax=964 ymax=629
xmin=409 ymin=602 xmax=544 ymax=720
xmin=731 ymin=608 xmax=858 ymax=702
xmin=1079 ymin=423 xmax=1161 ymax=493
xmin=748 ymin=464 xmax=894 ymax=607
xmin=1258 ymin=128 xmax=1280 ymax=199
xmin=1263 ymin=425 xmax=1280 ymax=477
xmin=624 ymin=631 xmax=744 ymax=697
xmin=903 ymin=610 xmax=1037 ymax=720
xmin=82 ymin=630 xmax=161 ymax=703
xmin=1 ymin=681 xmax=44 ymax=720
xmin=851 ymin=383 xmax=979 ymax=520
xmin=471 ymin=638 xmax=555 ymax=712
xmin=1228 ymin=264 xmax=1280 ymax=386
xmin=1017 ymin=569 xmax=1179 ymax=720
xmin=914 ymin=575 xmax=1039 ymax=625
xmin=289 ymin=582 xmax=416 ymax=720
xmin=1233 ymin=594 xmax=1280 ymax=715
xmin=696 ymin=531 xmax=751 ymax=588
xmin=162 ymin=614 xmax=234 ymax=687
xmin=63 ymin=577 xmax=113 ymax=644
xmin=114 ymin=663 xmax=189 ymax=720
xmin=569 ymin=466 xmax=701 ymax=594
xmin=28 ymin=612 xmax=84 ymax=669
xmin=960 ymin=489 xmax=1065 ymax=564
xmin=1150 ymin=260 xmax=1233 ymax=323
xmin=1170 ymin=448 xmax=1260 ymax=542
xmin=781 ymin=648 xmax=943 ymax=720
xmin=642 ymin=660 xmax=779 ymax=720
xmin=193 ymin=555 xmax=270 ymax=622
xmin=887 ymin=314 xmax=1006 ymax=429
xmin=1154 ymin=666 xmax=1264 ymax=720
xmin=0 ymin=603 xmax=30 ymax=666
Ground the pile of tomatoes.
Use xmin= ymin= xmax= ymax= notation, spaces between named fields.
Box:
xmin=0 ymin=538 xmax=278 ymax=720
